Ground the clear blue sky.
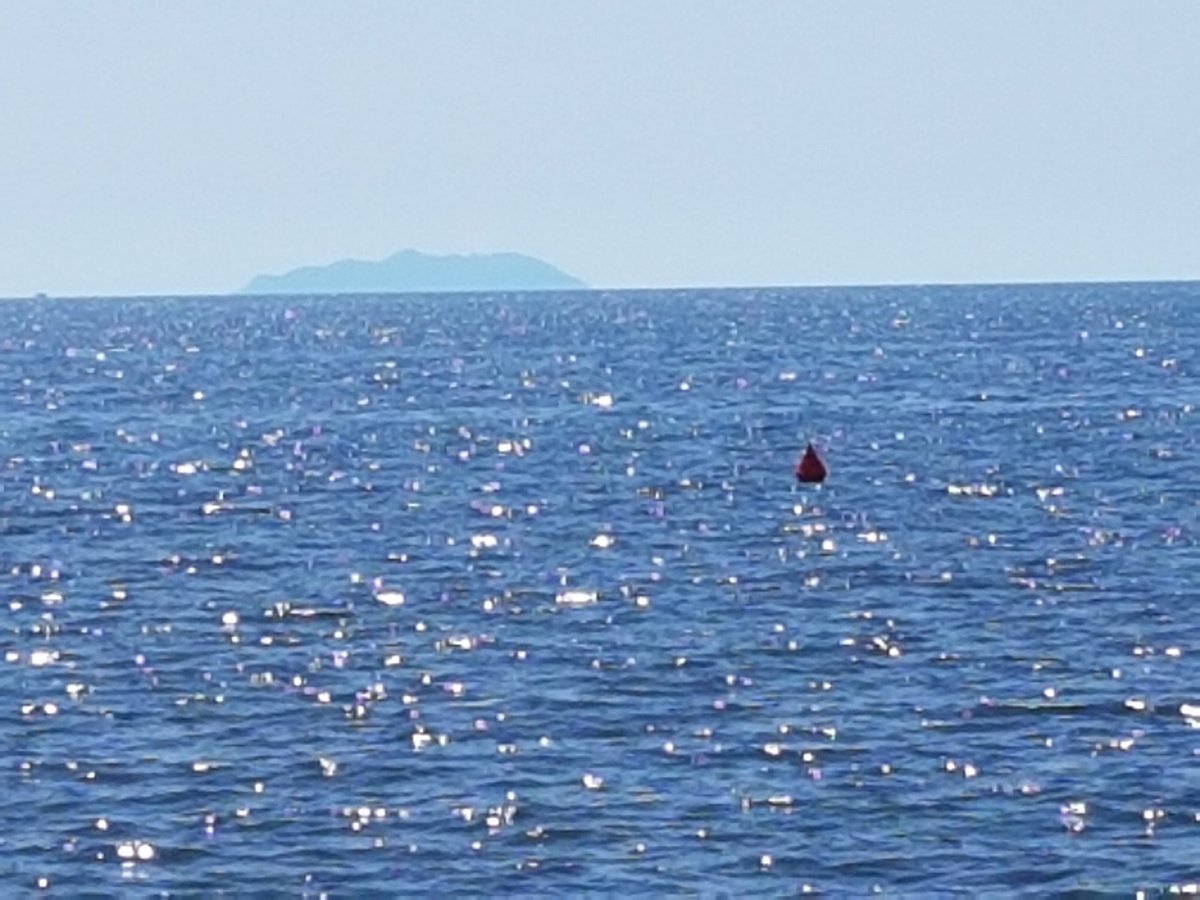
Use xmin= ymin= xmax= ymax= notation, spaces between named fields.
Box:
xmin=2 ymin=1 xmax=1197 ymax=297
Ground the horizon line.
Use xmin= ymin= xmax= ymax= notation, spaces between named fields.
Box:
xmin=5 ymin=275 xmax=1199 ymax=302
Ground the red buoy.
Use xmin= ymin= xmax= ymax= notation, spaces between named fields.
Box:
xmin=795 ymin=443 xmax=827 ymax=484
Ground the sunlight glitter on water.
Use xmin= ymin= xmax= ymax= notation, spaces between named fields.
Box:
xmin=1 ymin=285 xmax=1198 ymax=894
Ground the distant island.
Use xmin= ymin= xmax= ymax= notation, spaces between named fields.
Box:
xmin=240 ymin=249 xmax=586 ymax=295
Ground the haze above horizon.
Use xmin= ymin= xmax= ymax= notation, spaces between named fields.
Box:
xmin=2 ymin=1 xmax=1198 ymax=298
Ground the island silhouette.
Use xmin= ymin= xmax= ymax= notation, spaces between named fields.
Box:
xmin=240 ymin=249 xmax=585 ymax=295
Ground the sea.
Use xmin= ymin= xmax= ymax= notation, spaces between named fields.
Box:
xmin=1 ymin=282 xmax=1198 ymax=896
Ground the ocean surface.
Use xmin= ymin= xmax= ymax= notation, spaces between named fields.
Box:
xmin=1 ymin=283 xmax=1198 ymax=895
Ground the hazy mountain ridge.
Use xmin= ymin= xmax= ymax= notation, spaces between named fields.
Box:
xmin=241 ymin=249 xmax=585 ymax=295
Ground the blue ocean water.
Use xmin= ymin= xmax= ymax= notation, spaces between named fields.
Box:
xmin=1 ymin=283 xmax=1198 ymax=895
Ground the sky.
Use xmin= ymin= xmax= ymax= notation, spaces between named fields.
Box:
xmin=2 ymin=1 xmax=1198 ymax=297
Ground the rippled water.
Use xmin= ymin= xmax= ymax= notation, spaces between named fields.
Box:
xmin=2 ymin=283 xmax=1199 ymax=894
